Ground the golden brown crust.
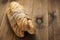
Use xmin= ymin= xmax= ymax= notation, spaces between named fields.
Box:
xmin=6 ymin=1 xmax=36 ymax=38
xmin=27 ymin=20 xmax=36 ymax=34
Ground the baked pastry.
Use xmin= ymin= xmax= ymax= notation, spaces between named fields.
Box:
xmin=6 ymin=1 xmax=36 ymax=37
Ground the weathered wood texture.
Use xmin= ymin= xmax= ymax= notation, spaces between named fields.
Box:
xmin=0 ymin=0 xmax=60 ymax=40
xmin=48 ymin=0 xmax=60 ymax=40
xmin=32 ymin=0 xmax=48 ymax=40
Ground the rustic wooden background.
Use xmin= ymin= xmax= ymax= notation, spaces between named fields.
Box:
xmin=0 ymin=0 xmax=60 ymax=40
xmin=48 ymin=0 xmax=60 ymax=40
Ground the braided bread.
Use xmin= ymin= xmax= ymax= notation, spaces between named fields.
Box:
xmin=6 ymin=1 xmax=36 ymax=37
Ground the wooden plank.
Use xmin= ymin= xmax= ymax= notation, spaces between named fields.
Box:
xmin=32 ymin=0 xmax=48 ymax=40
xmin=0 ymin=2 xmax=8 ymax=26
xmin=48 ymin=0 xmax=55 ymax=40
xmin=48 ymin=0 xmax=60 ymax=40
xmin=54 ymin=1 xmax=60 ymax=40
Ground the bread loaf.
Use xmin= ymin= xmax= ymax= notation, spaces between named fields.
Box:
xmin=6 ymin=1 xmax=36 ymax=38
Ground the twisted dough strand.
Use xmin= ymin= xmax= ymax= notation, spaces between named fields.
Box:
xmin=6 ymin=1 xmax=36 ymax=38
